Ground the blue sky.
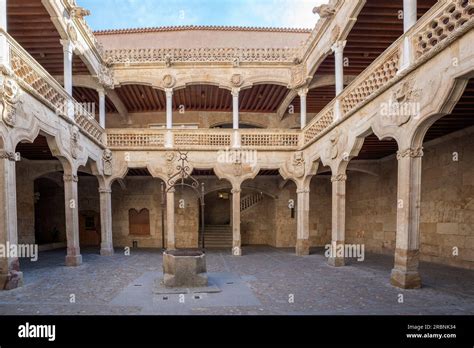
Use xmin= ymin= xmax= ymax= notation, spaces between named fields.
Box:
xmin=77 ymin=0 xmax=328 ymax=31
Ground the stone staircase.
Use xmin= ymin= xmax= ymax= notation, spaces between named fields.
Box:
xmin=203 ymin=225 xmax=232 ymax=249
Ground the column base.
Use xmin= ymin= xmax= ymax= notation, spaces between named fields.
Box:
xmin=100 ymin=247 xmax=114 ymax=256
xmin=0 ymin=271 xmax=23 ymax=290
xmin=65 ymin=254 xmax=82 ymax=267
xmin=296 ymin=239 xmax=310 ymax=256
xmin=327 ymin=257 xmax=345 ymax=267
xmin=390 ymin=268 xmax=421 ymax=289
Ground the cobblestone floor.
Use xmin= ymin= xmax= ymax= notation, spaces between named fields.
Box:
xmin=0 ymin=246 xmax=473 ymax=315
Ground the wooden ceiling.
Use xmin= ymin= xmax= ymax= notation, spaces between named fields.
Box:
xmin=291 ymin=85 xmax=336 ymax=114
xmin=15 ymin=135 xmax=55 ymax=161
xmin=73 ymin=87 xmax=117 ymax=113
xmin=316 ymin=0 xmax=437 ymax=75
xmin=112 ymin=84 xmax=289 ymax=114
xmin=7 ymin=0 xmax=89 ymax=76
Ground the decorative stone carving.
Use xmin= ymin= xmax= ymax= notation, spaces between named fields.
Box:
xmin=231 ymin=74 xmax=243 ymax=87
xmin=313 ymin=4 xmax=336 ymax=18
xmin=63 ymin=174 xmax=79 ymax=183
xmin=396 ymin=147 xmax=424 ymax=160
xmin=331 ymin=25 xmax=341 ymax=44
xmin=70 ymin=125 xmax=80 ymax=159
xmin=97 ymin=65 xmax=115 ymax=89
xmin=384 ymin=79 xmax=421 ymax=127
xmin=289 ymin=64 xmax=308 ymax=89
xmin=326 ymin=129 xmax=346 ymax=160
xmin=0 ymin=151 xmax=16 ymax=161
xmin=232 ymin=154 xmax=243 ymax=176
xmin=291 ymin=151 xmax=306 ymax=178
xmin=165 ymin=54 xmax=172 ymax=68
xmin=331 ymin=174 xmax=347 ymax=182
xmin=70 ymin=6 xmax=91 ymax=19
xmin=0 ymin=76 xmax=21 ymax=128
xmin=232 ymin=57 xmax=240 ymax=68
xmin=67 ymin=23 xmax=78 ymax=42
xmin=102 ymin=149 xmax=113 ymax=176
xmin=165 ymin=151 xmax=176 ymax=176
xmin=162 ymin=74 xmax=176 ymax=88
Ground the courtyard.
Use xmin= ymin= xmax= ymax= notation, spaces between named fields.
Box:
xmin=0 ymin=246 xmax=473 ymax=316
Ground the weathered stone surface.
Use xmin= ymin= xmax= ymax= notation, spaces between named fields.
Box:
xmin=162 ymin=250 xmax=208 ymax=288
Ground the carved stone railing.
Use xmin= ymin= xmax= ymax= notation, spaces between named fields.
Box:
xmin=302 ymin=0 xmax=473 ymax=148
xmin=107 ymin=129 xmax=300 ymax=150
xmin=4 ymin=30 xmax=105 ymax=145
xmin=105 ymin=47 xmax=298 ymax=65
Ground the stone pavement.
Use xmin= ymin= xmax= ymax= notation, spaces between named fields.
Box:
xmin=0 ymin=246 xmax=473 ymax=315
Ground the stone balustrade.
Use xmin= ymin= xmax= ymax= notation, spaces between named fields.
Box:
xmin=4 ymin=30 xmax=105 ymax=146
xmin=104 ymin=47 xmax=298 ymax=65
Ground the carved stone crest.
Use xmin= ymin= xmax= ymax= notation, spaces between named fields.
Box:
xmin=289 ymin=64 xmax=308 ymax=89
xmin=97 ymin=65 xmax=115 ymax=89
xmin=383 ymin=79 xmax=421 ymax=127
xmin=162 ymin=74 xmax=176 ymax=89
xmin=291 ymin=151 xmax=306 ymax=178
xmin=0 ymin=76 xmax=20 ymax=128
xmin=165 ymin=151 xmax=176 ymax=176
xmin=231 ymin=74 xmax=243 ymax=87
xmin=102 ymin=149 xmax=113 ymax=176
xmin=326 ymin=129 xmax=347 ymax=161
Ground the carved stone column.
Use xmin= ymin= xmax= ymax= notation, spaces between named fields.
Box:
xmin=332 ymin=40 xmax=346 ymax=122
xmin=165 ymin=88 xmax=173 ymax=148
xmin=232 ymin=88 xmax=241 ymax=148
xmin=0 ymin=151 xmax=23 ymax=290
xmin=61 ymin=40 xmax=74 ymax=96
xmin=296 ymin=186 xmax=310 ymax=256
xmin=298 ymin=88 xmax=309 ymax=129
xmin=231 ymin=187 xmax=242 ymax=256
xmin=63 ymin=173 xmax=82 ymax=266
xmin=166 ymin=187 xmax=176 ymax=250
xmin=99 ymin=187 xmax=114 ymax=256
xmin=390 ymin=147 xmax=423 ymax=289
xmin=98 ymin=88 xmax=106 ymax=129
xmin=400 ymin=0 xmax=418 ymax=71
xmin=328 ymin=173 xmax=347 ymax=267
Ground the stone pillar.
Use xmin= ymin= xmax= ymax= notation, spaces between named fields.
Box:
xmin=98 ymin=88 xmax=106 ymax=129
xmin=328 ymin=174 xmax=347 ymax=267
xmin=332 ymin=40 xmax=346 ymax=122
xmin=298 ymin=88 xmax=308 ymax=129
xmin=0 ymin=0 xmax=6 ymax=30
xmin=61 ymin=40 xmax=73 ymax=96
xmin=296 ymin=187 xmax=310 ymax=256
xmin=63 ymin=173 xmax=82 ymax=266
xmin=231 ymin=187 xmax=242 ymax=256
xmin=400 ymin=0 xmax=418 ymax=71
xmin=165 ymin=88 xmax=173 ymax=148
xmin=166 ymin=188 xmax=176 ymax=250
xmin=0 ymin=0 xmax=7 ymax=67
xmin=390 ymin=148 xmax=423 ymax=289
xmin=99 ymin=187 xmax=114 ymax=256
xmin=0 ymin=151 xmax=23 ymax=290
xmin=232 ymin=88 xmax=241 ymax=148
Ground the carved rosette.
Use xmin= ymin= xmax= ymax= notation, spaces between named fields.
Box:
xmin=102 ymin=149 xmax=113 ymax=176
xmin=0 ymin=76 xmax=21 ymax=128
xmin=396 ymin=147 xmax=424 ymax=160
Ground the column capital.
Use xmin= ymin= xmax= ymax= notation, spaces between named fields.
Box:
xmin=331 ymin=40 xmax=347 ymax=54
xmin=396 ymin=147 xmax=424 ymax=160
xmin=60 ymin=39 xmax=75 ymax=53
xmin=165 ymin=88 xmax=173 ymax=98
xmin=0 ymin=151 xmax=16 ymax=161
xmin=297 ymin=87 xmax=309 ymax=97
xmin=167 ymin=187 xmax=176 ymax=193
xmin=231 ymin=188 xmax=241 ymax=194
xmin=331 ymin=174 xmax=347 ymax=182
xmin=97 ymin=87 xmax=106 ymax=96
xmin=63 ymin=174 xmax=79 ymax=183
xmin=296 ymin=188 xmax=310 ymax=194
xmin=98 ymin=188 xmax=112 ymax=194
xmin=231 ymin=88 xmax=240 ymax=98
